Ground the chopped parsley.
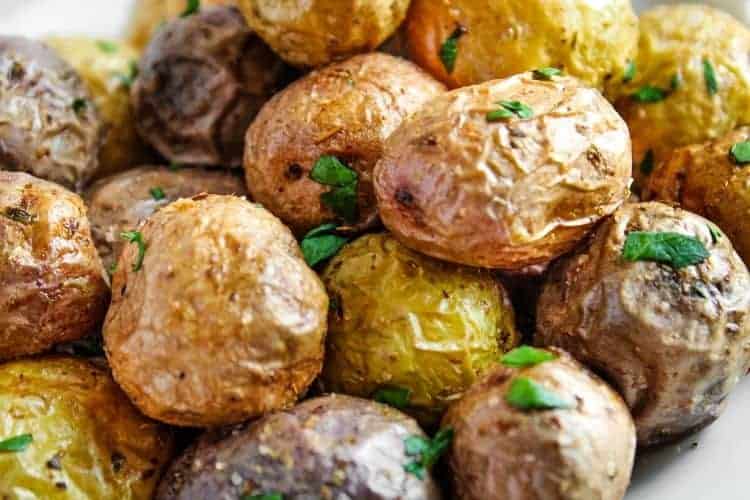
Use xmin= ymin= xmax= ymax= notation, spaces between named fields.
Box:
xmin=243 ymin=494 xmax=283 ymax=500
xmin=533 ymin=67 xmax=562 ymax=81
xmin=115 ymin=60 xmax=139 ymax=89
xmin=181 ymin=0 xmax=201 ymax=17
xmin=96 ymin=40 xmax=118 ymax=53
xmin=505 ymin=377 xmax=572 ymax=411
xmin=403 ymin=428 xmax=454 ymax=480
xmin=622 ymin=231 xmax=710 ymax=269
xmin=729 ymin=141 xmax=750 ymax=165
xmin=631 ymin=85 xmax=666 ymax=103
xmin=487 ymin=100 xmax=533 ymax=122
xmin=310 ymin=156 xmax=359 ymax=223
xmin=439 ymin=26 xmax=467 ymax=74
xmin=149 ymin=187 xmax=166 ymax=201
xmin=0 ymin=434 xmax=32 ymax=452
xmin=300 ymin=223 xmax=349 ymax=268
xmin=501 ymin=346 xmax=556 ymax=368
xmin=120 ymin=231 xmax=146 ymax=272
xmin=373 ymin=386 xmax=412 ymax=409
xmin=703 ymin=59 xmax=718 ymax=96
xmin=708 ymin=224 xmax=723 ymax=244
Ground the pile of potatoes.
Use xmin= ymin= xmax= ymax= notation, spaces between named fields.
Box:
xmin=1 ymin=1 xmax=750 ymax=499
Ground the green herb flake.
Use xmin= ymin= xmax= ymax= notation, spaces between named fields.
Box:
xmin=149 ymin=187 xmax=166 ymax=201
xmin=72 ymin=98 xmax=87 ymax=115
xmin=487 ymin=100 xmax=533 ymax=122
xmin=115 ymin=60 xmax=139 ymax=89
xmin=181 ymin=0 xmax=201 ymax=17
xmin=631 ymin=85 xmax=666 ymax=103
xmin=501 ymin=345 xmax=556 ymax=368
xmin=533 ymin=67 xmax=562 ymax=81
xmin=300 ymin=224 xmax=349 ymax=268
xmin=168 ymin=161 xmax=182 ymax=172
xmin=439 ymin=26 xmax=466 ymax=74
xmin=640 ymin=149 xmax=655 ymax=175
xmin=622 ymin=231 xmax=710 ymax=269
xmin=242 ymin=494 xmax=283 ymax=500
xmin=310 ymin=156 xmax=359 ymax=223
xmin=703 ymin=59 xmax=718 ymax=96
xmin=486 ymin=107 xmax=515 ymax=122
xmin=120 ymin=231 xmax=146 ymax=272
xmin=623 ymin=60 xmax=636 ymax=83
xmin=403 ymin=427 xmax=454 ymax=480
xmin=107 ymin=261 xmax=117 ymax=277
xmin=3 ymin=207 xmax=35 ymax=225
xmin=0 ymin=434 xmax=32 ymax=452
xmin=729 ymin=141 xmax=750 ymax=165
xmin=708 ymin=224 xmax=723 ymax=244
xmin=96 ymin=40 xmax=118 ymax=53
xmin=505 ymin=377 xmax=573 ymax=411
xmin=373 ymin=386 xmax=412 ymax=409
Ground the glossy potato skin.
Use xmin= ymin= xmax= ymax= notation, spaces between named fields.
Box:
xmin=237 ymin=0 xmax=411 ymax=67
xmin=645 ymin=126 xmax=750 ymax=265
xmin=537 ymin=202 xmax=750 ymax=446
xmin=615 ymin=5 xmax=750 ymax=189
xmin=85 ymin=165 xmax=247 ymax=270
xmin=132 ymin=6 xmax=289 ymax=167
xmin=245 ymin=53 xmax=445 ymax=235
xmin=0 ymin=171 xmax=109 ymax=361
xmin=103 ymin=195 xmax=328 ymax=427
xmin=156 ymin=395 xmax=442 ymax=499
xmin=321 ymin=233 xmax=518 ymax=426
xmin=443 ymin=350 xmax=636 ymax=500
xmin=46 ymin=37 xmax=150 ymax=179
xmin=0 ymin=356 xmax=175 ymax=500
xmin=375 ymin=73 xmax=632 ymax=270
xmin=0 ymin=37 xmax=102 ymax=191
xmin=406 ymin=0 xmax=638 ymax=94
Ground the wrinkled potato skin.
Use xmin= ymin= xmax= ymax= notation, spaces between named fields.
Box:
xmin=321 ymin=233 xmax=518 ymax=426
xmin=103 ymin=195 xmax=328 ymax=427
xmin=0 ymin=356 xmax=174 ymax=500
xmin=615 ymin=5 xmax=750 ymax=189
xmin=443 ymin=350 xmax=635 ymax=500
xmin=156 ymin=395 xmax=442 ymax=499
xmin=238 ymin=0 xmax=411 ymax=67
xmin=406 ymin=0 xmax=638 ymax=94
xmin=0 ymin=172 xmax=109 ymax=361
xmin=85 ymin=166 xmax=246 ymax=270
xmin=245 ymin=53 xmax=445 ymax=235
xmin=132 ymin=6 xmax=289 ymax=167
xmin=537 ymin=202 xmax=750 ymax=446
xmin=645 ymin=126 xmax=750 ymax=264
xmin=0 ymin=37 xmax=102 ymax=191
xmin=375 ymin=73 xmax=632 ymax=270
xmin=46 ymin=37 xmax=150 ymax=179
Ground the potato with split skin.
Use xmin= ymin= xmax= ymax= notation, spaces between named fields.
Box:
xmin=375 ymin=72 xmax=632 ymax=270
xmin=0 ymin=171 xmax=109 ymax=361
xmin=85 ymin=165 xmax=247 ymax=271
xmin=132 ymin=6 xmax=289 ymax=168
xmin=536 ymin=202 xmax=750 ymax=446
xmin=320 ymin=233 xmax=519 ymax=427
xmin=156 ymin=395 xmax=442 ymax=500
xmin=0 ymin=356 xmax=175 ymax=500
xmin=0 ymin=36 xmax=103 ymax=191
xmin=443 ymin=348 xmax=636 ymax=500
xmin=103 ymin=195 xmax=328 ymax=427
xmin=245 ymin=53 xmax=445 ymax=235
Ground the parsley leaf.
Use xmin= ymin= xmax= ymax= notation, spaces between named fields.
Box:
xmin=3 ymin=207 xmax=35 ymax=225
xmin=631 ymin=86 xmax=666 ymax=103
xmin=115 ymin=60 xmax=138 ymax=89
xmin=149 ymin=187 xmax=166 ymax=201
xmin=300 ymin=224 xmax=349 ymax=268
xmin=373 ymin=386 xmax=412 ymax=409
xmin=439 ymin=26 xmax=466 ymax=74
xmin=640 ymin=149 xmax=655 ymax=175
xmin=96 ymin=40 xmax=118 ymax=53
xmin=533 ymin=67 xmax=562 ymax=81
xmin=242 ymin=494 xmax=283 ymax=500
xmin=403 ymin=428 xmax=454 ymax=480
xmin=310 ymin=156 xmax=359 ymax=223
xmin=501 ymin=346 xmax=556 ymax=368
xmin=623 ymin=60 xmax=636 ymax=83
xmin=181 ymin=0 xmax=201 ymax=17
xmin=505 ymin=377 xmax=573 ymax=411
xmin=622 ymin=231 xmax=709 ymax=269
xmin=0 ymin=434 xmax=32 ymax=452
xmin=703 ymin=59 xmax=718 ymax=96
xmin=168 ymin=161 xmax=182 ymax=171
xmin=487 ymin=100 xmax=533 ymax=122
xmin=708 ymin=224 xmax=723 ymax=244
xmin=72 ymin=98 xmax=87 ymax=115
xmin=120 ymin=231 xmax=147 ymax=272
xmin=729 ymin=141 xmax=750 ymax=165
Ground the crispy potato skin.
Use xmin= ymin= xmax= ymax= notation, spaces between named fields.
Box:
xmin=442 ymin=350 xmax=635 ymax=500
xmin=103 ymin=195 xmax=328 ymax=427
xmin=245 ymin=53 xmax=445 ymax=235
xmin=0 ymin=356 xmax=175 ymax=500
xmin=375 ymin=73 xmax=632 ymax=270
xmin=536 ymin=202 xmax=750 ymax=446
xmin=615 ymin=5 xmax=750 ymax=189
xmin=644 ymin=126 xmax=750 ymax=265
xmin=46 ymin=37 xmax=150 ymax=179
xmin=0 ymin=37 xmax=102 ymax=191
xmin=85 ymin=165 xmax=247 ymax=270
xmin=406 ymin=0 xmax=638 ymax=94
xmin=156 ymin=395 xmax=442 ymax=500
xmin=132 ymin=6 xmax=288 ymax=167
xmin=0 ymin=171 xmax=109 ymax=361
xmin=237 ymin=0 xmax=411 ymax=67
xmin=320 ymin=233 xmax=518 ymax=426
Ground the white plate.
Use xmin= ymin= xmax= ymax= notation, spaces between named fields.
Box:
xmin=0 ymin=1 xmax=747 ymax=499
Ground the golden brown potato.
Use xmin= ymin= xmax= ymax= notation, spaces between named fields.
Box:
xmin=46 ymin=37 xmax=150 ymax=179
xmin=644 ymin=126 xmax=750 ymax=265
xmin=615 ymin=5 xmax=750 ymax=189
xmin=0 ymin=356 xmax=174 ymax=499
xmin=245 ymin=53 xmax=445 ymax=235
xmin=537 ymin=202 xmax=750 ymax=446
xmin=375 ymin=72 xmax=632 ymax=270
xmin=103 ymin=195 xmax=328 ymax=427
xmin=405 ymin=0 xmax=638 ymax=93
xmin=85 ymin=165 xmax=247 ymax=270
xmin=0 ymin=171 xmax=110 ymax=361
xmin=237 ymin=0 xmax=411 ymax=67
xmin=443 ymin=348 xmax=636 ymax=500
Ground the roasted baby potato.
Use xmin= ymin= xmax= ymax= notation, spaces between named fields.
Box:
xmin=0 ymin=171 xmax=109 ymax=361
xmin=156 ymin=394 xmax=442 ymax=499
xmin=615 ymin=4 xmax=750 ymax=189
xmin=46 ymin=37 xmax=149 ymax=180
xmin=132 ymin=6 xmax=288 ymax=167
xmin=85 ymin=165 xmax=247 ymax=270
xmin=237 ymin=0 xmax=411 ymax=67
xmin=537 ymin=202 xmax=750 ymax=446
xmin=245 ymin=53 xmax=445 ymax=235
xmin=443 ymin=348 xmax=636 ymax=500
xmin=406 ymin=0 xmax=638 ymax=93
xmin=320 ymin=233 xmax=518 ymax=426
xmin=0 ymin=36 xmax=102 ymax=191
xmin=375 ymin=72 xmax=632 ymax=270
xmin=644 ymin=126 xmax=750 ymax=265
xmin=0 ymin=356 xmax=175 ymax=499
xmin=103 ymin=195 xmax=328 ymax=427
